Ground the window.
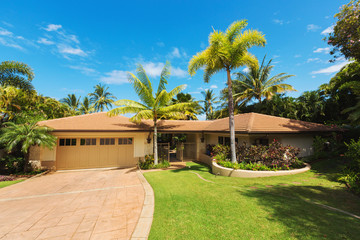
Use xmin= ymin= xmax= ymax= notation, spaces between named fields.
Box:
xmin=59 ymin=138 xmax=77 ymax=146
xmin=218 ymin=136 xmax=238 ymax=146
xmin=254 ymin=138 xmax=269 ymax=146
xmin=100 ymin=138 xmax=115 ymax=145
xmin=80 ymin=138 xmax=96 ymax=146
xmin=118 ymin=138 xmax=133 ymax=145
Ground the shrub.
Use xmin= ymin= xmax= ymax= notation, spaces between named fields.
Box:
xmin=0 ymin=155 xmax=25 ymax=174
xmin=0 ymin=175 xmax=15 ymax=182
xmin=216 ymin=160 xmax=301 ymax=171
xmin=339 ymin=138 xmax=360 ymax=194
xmin=211 ymin=144 xmax=230 ymax=157
xmin=139 ymin=155 xmax=170 ymax=170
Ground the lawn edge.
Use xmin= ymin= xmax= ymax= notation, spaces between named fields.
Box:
xmin=131 ymin=169 xmax=154 ymax=240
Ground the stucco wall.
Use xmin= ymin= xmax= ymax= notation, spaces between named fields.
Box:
xmin=278 ymin=135 xmax=314 ymax=157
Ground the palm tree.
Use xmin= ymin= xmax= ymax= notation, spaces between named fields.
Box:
xmin=201 ymin=89 xmax=219 ymax=120
xmin=60 ymin=94 xmax=81 ymax=111
xmin=79 ymin=96 xmax=94 ymax=114
xmin=0 ymin=86 xmax=22 ymax=123
xmin=188 ymin=20 xmax=266 ymax=163
xmin=0 ymin=61 xmax=34 ymax=91
xmin=234 ymin=56 xmax=296 ymax=104
xmin=172 ymin=93 xmax=201 ymax=120
xmin=109 ymin=62 xmax=194 ymax=165
xmin=0 ymin=121 xmax=56 ymax=171
xmin=89 ymin=84 xmax=116 ymax=112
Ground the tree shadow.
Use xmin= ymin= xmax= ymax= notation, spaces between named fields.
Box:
xmin=241 ymin=185 xmax=360 ymax=239
xmin=309 ymin=157 xmax=349 ymax=183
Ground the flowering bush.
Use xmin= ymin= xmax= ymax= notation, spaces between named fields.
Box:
xmin=211 ymin=140 xmax=303 ymax=170
xmin=0 ymin=175 xmax=15 ymax=182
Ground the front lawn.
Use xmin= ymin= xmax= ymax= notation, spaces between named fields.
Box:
xmin=0 ymin=180 xmax=23 ymax=188
xmin=144 ymin=158 xmax=360 ymax=240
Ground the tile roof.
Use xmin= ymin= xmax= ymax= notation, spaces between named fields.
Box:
xmin=38 ymin=112 xmax=340 ymax=133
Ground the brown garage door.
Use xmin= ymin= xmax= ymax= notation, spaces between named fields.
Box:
xmin=56 ymin=137 xmax=137 ymax=170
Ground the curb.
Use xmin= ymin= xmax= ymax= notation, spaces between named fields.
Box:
xmin=131 ymin=170 xmax=154 ymax=240
xmin=27 ymin=170 xmax=50 ymax=180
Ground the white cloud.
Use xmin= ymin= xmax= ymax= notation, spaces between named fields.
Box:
xmin=307 ymin=24 xmax=321 ymax=32
xmin=142 ymin=62 xmax=165 ymax=77
xmin=273 ymin=19 xmax=284 ymax=25
xmin=243 ymin=67 xmax=249 ymax=73
xmin=156 ymin=42 xmax=165 ymax=47
xmin=210 ymin=85 xmax=218 ymax=89
xmin=311 ymin=61 xmax=350 ymax=75
xmin=172 ymin=66 xmax=187 ymax=77
xmin=69 ymin=65 xmax=97 ymax=75
xmin=37 ymin=37 xmax=54 ymax=45
xmin=171 ymin=47 xmax=181 ymax=58
xmin=189 ymin=91 xmax=201 ymax=94
xmin=2 ymin=21 xmax=13 ymax=28
xmin=313 ymin=47 xmax=330 ymax=53
xmin=168 ymin=47 xmax=187 ymax=59
xmin=294 ymin=54 xmax=301 ymax=58
xmin=100 ymin=70 xmax=129 ymax=84
xmin=0 ymin=37 xmax=23 ymax=50
xmin=0 ymin=27 xmax=12 ymax=36
xmin=44 ymin=24 xmax=62 ymax=32
xmin=321 ymin=26 xmax=334 ymax=35
xmin=58 ymin=45 xmax=87 ymax=57
xmin=307 ymin=58 xmax=321 ymax=63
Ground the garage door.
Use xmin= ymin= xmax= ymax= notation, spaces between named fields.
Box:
xmin=56 ymin=137 xmax=137 ymax=170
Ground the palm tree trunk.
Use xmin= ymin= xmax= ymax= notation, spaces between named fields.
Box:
xmin=226 ymin=69 xmax=237 ymax=163
xmin=153 ymin=118 xmax=158 ymax=165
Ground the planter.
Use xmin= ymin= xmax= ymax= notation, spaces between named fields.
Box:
xmin=212 ymin=161 xmax=311 ymax=178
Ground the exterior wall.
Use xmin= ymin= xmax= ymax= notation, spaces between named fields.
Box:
xmin=205 ymin=133 xmax=251 ymax=146
xmin=278 ymin=135 xmax=314 ymax=157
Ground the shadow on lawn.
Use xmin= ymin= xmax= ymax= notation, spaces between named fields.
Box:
xmin=241 ymin=185 xmax=360 ymax=239
xmin=309 ymin=157 xmax=348 ymax=183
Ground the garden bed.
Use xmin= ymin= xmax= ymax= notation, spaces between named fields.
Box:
xmin=212 ymin=161 xmax=311 ymax=178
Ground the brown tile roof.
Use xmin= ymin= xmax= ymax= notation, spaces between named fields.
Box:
xmin=38 ymin=112 xmax=340 ymax=133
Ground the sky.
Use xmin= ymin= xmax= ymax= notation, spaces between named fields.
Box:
xmin=0 ymin=0 xmax=350 ymax=119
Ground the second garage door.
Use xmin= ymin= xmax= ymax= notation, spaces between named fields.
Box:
xmin=56 ymin=137 xmax=136 ymax=170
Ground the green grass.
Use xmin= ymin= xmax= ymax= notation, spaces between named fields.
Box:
xmin=144 ymin=158 xmax=360 ymax=240
xmin=0 ymin=180 xmax=23 ymax=188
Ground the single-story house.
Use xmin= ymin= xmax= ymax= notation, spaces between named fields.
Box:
xmin=30 ymin=112 xmax=339 ymax=171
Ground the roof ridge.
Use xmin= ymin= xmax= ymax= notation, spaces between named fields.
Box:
xmin=246 ymin=113 xmax=255 ymax=132
xmin=38 ymin=112 xmax=128 ymax=124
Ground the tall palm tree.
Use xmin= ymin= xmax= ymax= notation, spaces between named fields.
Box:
xmin=201 ymin=89 xmax=219 ymax=120
xmin=109 ymin=62 xmax=194 ymax=165
xmin=79 ymin=96 xmax=95 ymax=114
xmin=233 ymin=56 xmax=296 ymax=104
xmin=172 ymin=93 xmax=201 ymax=120
xmin=89 ymin=84 xmax=116 ymax=112
xmin=0 ymin=121 xmax=56 ymax=171
xmin=0 ymin=61 xmax=34 ymax=91
xmin=60 ymin=94 xmax=81 ymax=111
xmin=188 ymin=20 xmax=266 ymax=163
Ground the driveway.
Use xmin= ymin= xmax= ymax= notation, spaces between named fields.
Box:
xmin=0 ymin=168 xmax=145 ymax=240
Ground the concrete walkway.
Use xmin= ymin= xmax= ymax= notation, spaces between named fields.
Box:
xmin=0 ymin=168 xmax=145 ymax=240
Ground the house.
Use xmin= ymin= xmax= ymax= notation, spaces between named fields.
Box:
xmin=30 ymin=112 xmax=339 ymax=171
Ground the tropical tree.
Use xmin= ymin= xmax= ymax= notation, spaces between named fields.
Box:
xmin=201 ymin=89 xmax=219 ymax=120
xmin=0 ymin=121 xmax=56 ymax=171
xmin=188 ymin=20 xmax=266 ymax=163
xmin=89 ymin=83 xmax=116 ymax=112
xmin=233 ymin=56 xmax=296 ymax=104
xmin=172 ymin=93 xmax=201 ymax=120
xmin=109 ymin=62 xmax=195 ymax=165
xmin=60 ymin=94 xmax=81 ymax=111
xmin=326 ymin=0 xmax=360 ymax=61
xmin=296 ymin=90 xmax=326 ymax=122
xmin=0 ymin=61 xmax=34 ymax=91
xmin=79 ymin=96 xmax=94 ymax=114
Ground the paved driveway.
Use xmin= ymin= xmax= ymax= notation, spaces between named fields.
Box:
xmin=0 ymin=168 xmax=145 ymax=240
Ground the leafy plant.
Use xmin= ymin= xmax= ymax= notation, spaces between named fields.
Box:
xmin=139 ymin=154 xmax=170 ymax=170
xmin=0 ymin=175 xmax=16 ymax=182
xmin=0 ymin=155 xmax=24 ymax=173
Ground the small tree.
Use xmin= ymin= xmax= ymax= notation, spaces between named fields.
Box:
xmin=0 ymin=121 xmax=56 ymax=171
xmin=109 ymin=62 xmax=195 ymax=165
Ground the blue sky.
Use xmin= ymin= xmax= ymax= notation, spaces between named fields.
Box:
xmin=0 ymin=0 xmax=349 ymax=117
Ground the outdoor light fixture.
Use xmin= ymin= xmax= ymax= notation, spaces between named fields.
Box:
xmin=200 ymin=132 xmax=205 ymax=143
